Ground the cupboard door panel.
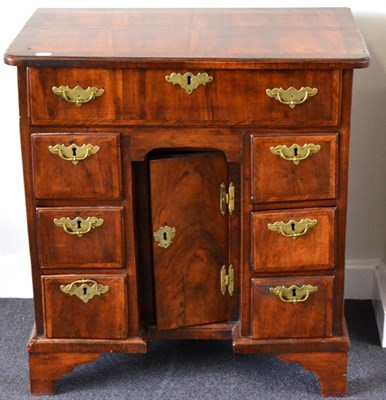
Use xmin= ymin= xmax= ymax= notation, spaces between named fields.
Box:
xmin=150 ymin=152 xmax=228 ymax=330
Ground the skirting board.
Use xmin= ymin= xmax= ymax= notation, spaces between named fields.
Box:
xmin=344 ymin=259 xmax=380 ymax=300
xmin=373 ymin=265 xmax=386 ymax=348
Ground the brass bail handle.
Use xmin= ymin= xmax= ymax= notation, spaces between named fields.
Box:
xmin=52 ymin=85 xmax=104 ymax=107
xmin=53 ymin=216 xmax=104 ymax=237
xmin=266 ymin=86 xmax=318 ymax=108
xmin=269 ymin=284 xmax=318 ymax=304
xmin=60 ymin=279 xmax=110 ymax=304
xmin=268 ymin=218 xmax=317 ymax=240
xmin=270 ymin=143 xmax=321 ymax=165
xmin=48 ymin=143 xmax=100 ymax=165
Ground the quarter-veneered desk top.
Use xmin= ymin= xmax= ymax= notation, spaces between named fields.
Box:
xmin=4 ymin=8 xmax=370 ymax=68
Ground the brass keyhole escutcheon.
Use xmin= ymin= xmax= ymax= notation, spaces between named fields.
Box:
xmin=269 ymin=284 xmax=318 ymax=304
xmin=153 ymin=224 xmax=176 ymax=249
xmin=60 ymin=279 xmax=110 ymax=304
xmin=165 ymin=72 xmax=213 ymax=94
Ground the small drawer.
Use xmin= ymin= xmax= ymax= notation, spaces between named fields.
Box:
xmin=37 ymin=207 xmax=124 ymax=269
xmin=29 ymin=68 xmax=124 ymax=125
xmin=32 ymin=133 xmax=121 ymax=200
xmin=252 ymin=208 xmax=335 ymax=272
xmin=29 ymin=68 xmax=340 ymax=126
xmin=251 ymin=276 xmax=333 ymax=339
xmin=251 ymin=134 xmax=337 ymax=203
xmin=42 ymin=274 xmax=127 ymax=339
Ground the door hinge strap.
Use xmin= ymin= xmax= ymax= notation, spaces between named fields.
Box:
xmin=220 ymin=264 xmax=234 ymax=296
xmin=220 ymin=182 xmax=235 ymax=216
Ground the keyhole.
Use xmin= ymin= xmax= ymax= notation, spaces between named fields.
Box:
xmin=292 ymin=288 xmax=297 ymax=297
xmin=187 ymin=75 xmax=192 ymax=85
xmin=77 ymin=220 xmax=82 ymax=229
xmin=293 ymin=147 xmax=298 ymax=157
xmin=83 ymin=287 xmax=88 ymax=295
xmin=72 ymin=147 xmax=77 ymax=156
xmin=291 ymin=223 xmax=296 ymax=231
xmin=163 ymin=232 xmax=168 ymax=241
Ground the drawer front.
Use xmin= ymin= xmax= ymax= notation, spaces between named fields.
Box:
xmin=32 ymin=133 xmax=121 ymax=200
xmin=251 ymin=276 xmax=333 ymax=339
xmin=29 ymin=68 xmax=340 ymax=126
xmin=251 ymin=134 xmax=337 ymax=203
xmin=29 ymin=68 xmax=123 ymax=125
xmin=37 ymin=207 xmax=124 ymax=269
xmin=252 ymin=208 xmax=335 ymax=272
xmin=42 ymin=275 xmax=127 ymax=339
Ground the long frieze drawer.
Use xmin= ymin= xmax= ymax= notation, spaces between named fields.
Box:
xmin=32 ymin=133 xmax=121 ymax=200
xmin=37 ymin=207 xmax=124 ymax=269
xmin=251 ymin=134 xmax=337 ymax=203
xmin=251 ymin=276 xmax=333 ymax=339
xmin=252 ymin=208 xmax=335 ymax=272
xmin=28 ymin=68 xmax=340 ymax=126
xmin=42 ymin=274 xmax=127 ymax=339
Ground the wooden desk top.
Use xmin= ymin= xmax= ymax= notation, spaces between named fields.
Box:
xmin=4 ymin=8 xmax=370 ymax=68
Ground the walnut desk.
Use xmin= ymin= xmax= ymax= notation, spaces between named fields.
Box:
xmin=4 ymin=8 xmax=370 ymax=396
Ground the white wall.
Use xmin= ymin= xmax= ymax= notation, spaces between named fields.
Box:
xmin=0 ymin=0 xmax=385 ymax=297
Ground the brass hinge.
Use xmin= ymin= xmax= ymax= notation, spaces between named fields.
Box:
xmin=220 ymin=182 xmax=235 ymax=216
xmin=220 ymin=265 xmax=234 ymax=296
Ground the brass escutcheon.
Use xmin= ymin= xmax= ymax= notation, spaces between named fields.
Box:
xmin=269 ymin=284 xmax=318 ymax=304
xmin=53 ymin=216 xmax=104 ymax=237
xmin=48 ymin=143 xmax=100 ymax=165
xmin=153 ymin=224 xmax=176 ymax=249
xmin=266 ymin=86 xmax=318 ymax=108
xmin=268 ymin=218 xmax=317 ymax=240
xmin=270 ymin=143 xmax=321 ymax=165
xmin=52 ymin=85 xmax=104 ymax=107
xmin=60 ymin=279 xmax=109 ymax=304
xmin=165 ymin=72 xmax=213 ymax=94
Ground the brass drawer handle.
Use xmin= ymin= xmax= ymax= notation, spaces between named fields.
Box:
xmin=53 ymin=217 xmax=104 ymax=237
xmin=48 ymin=143 xmax=100 ymax=165
xmin=269 ymin=284 xmax=318 ymax=304
xmin=52 ymin=85 xmax=104 ymax=107
xmin=270 ymin=143 xmax=321 ymax=165
xmin=266 ymin=86 xmax=318 ymax=108
xmin=165 ymin=72 xmax=213 ymax=94
xmin=60 ymin=279 xmax=109 ymax=304
xmin=268 ymin=218 xmax=317 ymax=240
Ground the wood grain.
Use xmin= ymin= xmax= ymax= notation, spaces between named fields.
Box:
xmin=251 ymin=208 xmax=335 ymax=272
xmin=251 ymin=276 xmax=333 ymax=339
xmin=5 ymin=9 xmax=369 ymax=68
xmin=251 ymin=134 xmax=337 ymax=203
xmin=42 ymin=274 xmax=127 ymax=339
xmin=278 ymin=352 xmax=347 ymax=397
xmin=4 ymin=7 xmax=370 ymax=397
xmin=150 ymin=152 xmax=229 ymax=330
xmin=29 ymin=352 xmax=100 ymax=395
xmin=29 ymin=68 xmax=340 ymax=127
xmin=32 ymin=133 xmax=121 ymax=200
xmin=37 ymin=207 xmax=124 ymax=269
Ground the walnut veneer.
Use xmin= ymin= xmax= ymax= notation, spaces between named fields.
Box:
xmin=4 ymin=8 xmax=369 ymax=396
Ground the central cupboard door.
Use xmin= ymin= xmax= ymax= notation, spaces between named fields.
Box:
xmin=150 ymin=152 xmax=229 ymax=330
